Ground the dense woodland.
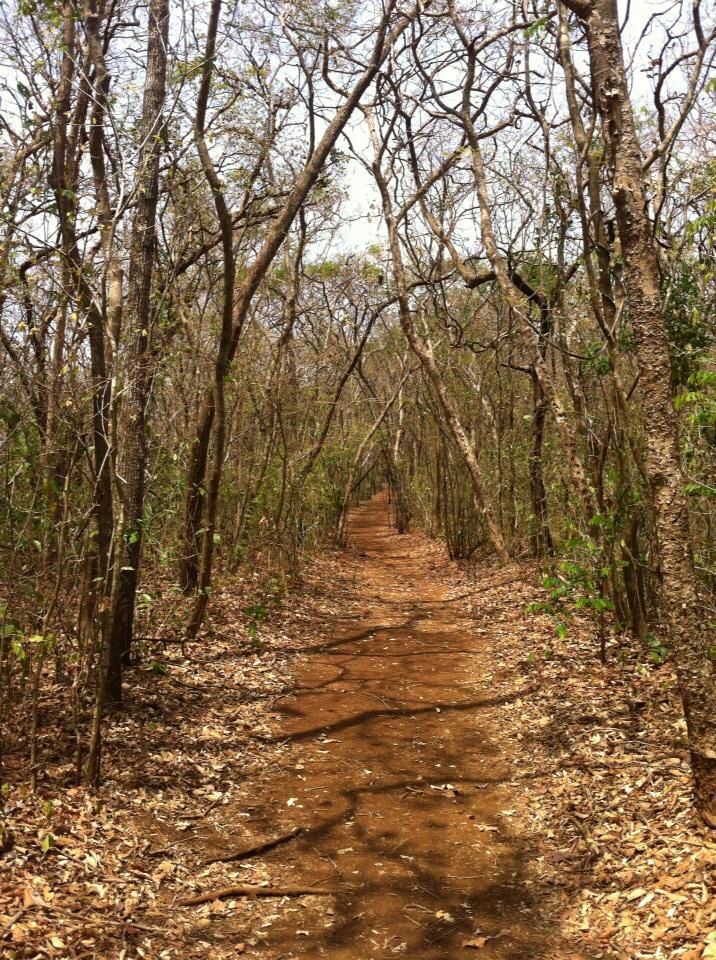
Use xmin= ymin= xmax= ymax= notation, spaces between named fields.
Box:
xmin=1 ymin=0 xmax=716 ymax=909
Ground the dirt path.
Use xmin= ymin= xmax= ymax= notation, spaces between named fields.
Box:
xmin=233 ymin=492 xmax=548 ymax=959
xmin=6 ymin=492 xmax=710 ymax=960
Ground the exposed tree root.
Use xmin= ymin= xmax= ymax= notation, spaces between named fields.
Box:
xmin=179 ymin=883 xmax=333 ymax=906
xmin=205 ymin=825 xmax=304 ymax=864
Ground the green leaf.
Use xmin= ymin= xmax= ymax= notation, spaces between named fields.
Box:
xmin=525 ymin=14 xmax=549 ymax=37
xmin=685 ymin=482 xmax=715 ymax=498
xmin=41 ymin=834 xmax=55 ymax=853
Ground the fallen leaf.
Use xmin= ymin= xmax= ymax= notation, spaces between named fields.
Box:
xmin=462 ymin=936 xmax=488 ymax=950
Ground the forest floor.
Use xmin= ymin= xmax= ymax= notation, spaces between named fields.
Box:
xmin=2 ymin=492 xmax=715 ymax=959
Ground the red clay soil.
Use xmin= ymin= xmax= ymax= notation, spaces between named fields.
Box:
xmin=5 ymin=490 xmax=712 ymax=959
xmin=227 ymin=491 xmax=551 ymax=959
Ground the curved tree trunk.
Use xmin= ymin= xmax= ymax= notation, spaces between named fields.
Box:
xmin=566 ymin=0 xmax=716 ymax=823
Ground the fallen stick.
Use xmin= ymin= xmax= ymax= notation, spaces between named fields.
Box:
xmin=182 ymin=793 xmax=226 ymax=821
xmin=206 ymin=826 xmax=304 ymax=864
xmin=1 ymin=908 xmax=28 ymax=941
xmin=179 ymin=884 xmax=333 ymax=906
xmin=148 ymin=832 xmax=208 ymax=857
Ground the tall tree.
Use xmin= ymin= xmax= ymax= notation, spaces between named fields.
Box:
xmin=88 ymin=0 xmax=170 ymax=762
xmin=562 ymin=0 xmax=716 ymax=822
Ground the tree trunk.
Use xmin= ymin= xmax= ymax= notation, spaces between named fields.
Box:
xmin=180 ymin=401 xmax=214 ymax=592
xmin=529 ymin=370 xmax=553 ymax=558
xmin=570 ymin=0 xmax=716 ymax=822
xmin=105 ymin=0 xmax=169 ymax=702
xmin=184 ymin=0 xmax=235 ymax=639
xmin=49 ymin=3 xmax=115 ymax=784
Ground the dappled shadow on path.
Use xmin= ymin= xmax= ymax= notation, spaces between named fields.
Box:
xmin=213 ymin=491 xmax=556 ymax=960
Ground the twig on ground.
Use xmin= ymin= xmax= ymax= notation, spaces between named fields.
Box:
xmin=205 ymin=825 xmax=304 ymax=864
xmin=179 ymin=883 xmax=333 ymax=906
xmin=182 ymin=794 xmax=226 ymax=821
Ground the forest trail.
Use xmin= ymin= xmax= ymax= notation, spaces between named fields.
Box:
xmin=235 ymin=491 xmax=546 ymax=959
